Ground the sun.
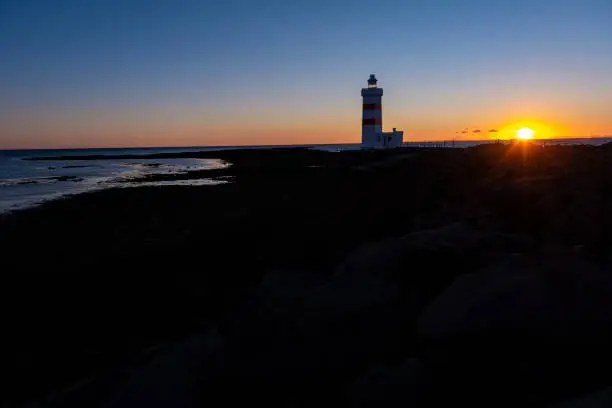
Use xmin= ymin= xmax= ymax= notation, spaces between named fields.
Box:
xmin=516 ymin=127 xmax=535 ymax=140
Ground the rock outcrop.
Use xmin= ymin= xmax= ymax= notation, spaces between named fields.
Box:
xmin=418 ymin=256 xmax=612 ymax=406
xmin=198 ymin=224 xmax=536 ymax=407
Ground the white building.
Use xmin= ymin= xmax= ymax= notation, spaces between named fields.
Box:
xmin=361 ymin=74 xmax=403 ymax=148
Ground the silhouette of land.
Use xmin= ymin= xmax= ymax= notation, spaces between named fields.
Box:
xmin=4 ymin=143 xmax=612 ymax=407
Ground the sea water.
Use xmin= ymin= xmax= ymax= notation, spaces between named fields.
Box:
xmin=0 ymin=147 xmax=231 ymax=213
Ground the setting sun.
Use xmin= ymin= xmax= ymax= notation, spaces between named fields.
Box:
xmin=517 ymin=127 xmax=535 ymax=140
xmin=497 ymin=120 xmax=558 ymax=141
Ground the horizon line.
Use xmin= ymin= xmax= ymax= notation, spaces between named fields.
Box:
xmin=2 ymin=135 xmax=612 ymax=151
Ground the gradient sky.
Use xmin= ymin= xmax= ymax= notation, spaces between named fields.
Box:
xmin=1 ymin=0 xmax=611 ymax=148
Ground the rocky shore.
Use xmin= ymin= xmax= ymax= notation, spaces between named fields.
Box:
xmin=3 ymin=143 xmax=612 ymax=407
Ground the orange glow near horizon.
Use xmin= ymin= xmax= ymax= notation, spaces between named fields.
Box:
xmin=0 ymin=107 xmax=610 ymax=149
xmin=493 ymin=119 xmax=561 ymax=140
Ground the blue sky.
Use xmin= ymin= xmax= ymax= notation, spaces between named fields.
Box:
xmin=1 ymin=0 xmax=610 ymax=148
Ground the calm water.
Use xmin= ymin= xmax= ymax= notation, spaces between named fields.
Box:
xmin=1 ymin=140 xmax=610 ymax=213
xmin=0 ymin=147 xmax=229 ymax=213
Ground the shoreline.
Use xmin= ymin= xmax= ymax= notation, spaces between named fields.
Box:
xmin=0 ymin=155 xmax=229 ymax=215
xmin=1 ymin=147 xmax=410 ymax=214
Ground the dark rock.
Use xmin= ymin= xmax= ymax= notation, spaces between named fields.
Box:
xmin=417 ymin=256 xmax=612 ymax=406
xmin=550 ymin=385 xmax=612 ymax=408
xmin=335 ymin=222 xmax=530 ymax=282
xmin=203 ymin=225 xmax=534 ymax=407
xmin=347 ymin=358 xmax=422 ymax=408
xmin=102 ymin=329 xmax=223 ymax=408
xmin=255 ymin=268 xmax=329 ymax=299
xmin=22 ymin=330 xmax=224 ymax=408
xmin=51 ymin=176 xmax=83 ymax=182
xmin=209 ymin=270 xmax=333 ymax=405
xmin=323 ymin=222 xmax=533 ymax=321
xmin=205 ymin=262 xmax=407 ymax=406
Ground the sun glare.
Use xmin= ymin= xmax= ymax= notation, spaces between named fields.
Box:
xmin=517 ymin=127 xmax=535 ymax=140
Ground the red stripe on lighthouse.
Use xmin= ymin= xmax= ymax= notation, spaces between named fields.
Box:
xmin=363 ymin=103 xmax=382 ymax=110
xmin=362 ymin=118 xmax=382 ymax=125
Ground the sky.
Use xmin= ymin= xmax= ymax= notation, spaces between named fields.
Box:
xmin=0 ymin=0 xmax=611 ymax=149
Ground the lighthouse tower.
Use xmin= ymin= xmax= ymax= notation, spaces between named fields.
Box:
xmin=360 ymin=74 xmax=403 ymax=148
xmin=361 ymin=74 xmax=383 ymax=147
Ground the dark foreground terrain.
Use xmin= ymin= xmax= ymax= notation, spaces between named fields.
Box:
xmin=4 ymin=143 xmax=612 ymax=407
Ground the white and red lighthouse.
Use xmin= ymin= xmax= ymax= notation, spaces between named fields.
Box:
xmin=361 ymin=74 xmax=403 ymax=148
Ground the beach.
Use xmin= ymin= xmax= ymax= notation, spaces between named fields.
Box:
xmin=4 ymin=143 xmax=612 ymax=407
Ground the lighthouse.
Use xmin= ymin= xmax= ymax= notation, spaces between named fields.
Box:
xmin=361 ymin=74 xmax=403 ymax=148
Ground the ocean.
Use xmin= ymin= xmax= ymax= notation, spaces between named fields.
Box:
xmin=1 ymin=139 xmax=610 ymax=214
xmin=0 ymin=146 xmax=228 ymax=213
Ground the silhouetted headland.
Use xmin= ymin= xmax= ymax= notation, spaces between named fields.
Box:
xmin=4 ymin=143 xmax=612 ymax=407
